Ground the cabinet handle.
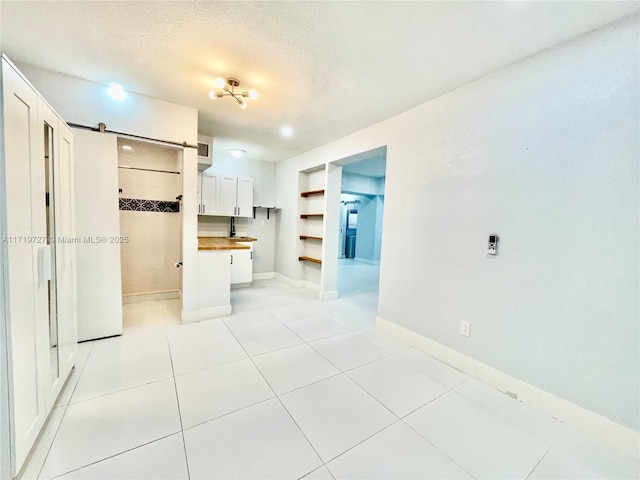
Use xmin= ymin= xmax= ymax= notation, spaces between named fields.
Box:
xmin=203 ymin=204 xmax=206 ymax=214
xmin=237 ymin=206 xmax=240 ymax=216
xmin=250 ymin=251 xmax=253 ymax=260
xmin=198 ymin=204 xmax=201 ymax=214
xmin=230 ymin=254 xmax=233 ymax=264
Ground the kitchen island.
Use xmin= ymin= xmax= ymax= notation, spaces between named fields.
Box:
xmin=187 ymin=236 xmax=257 ymax=323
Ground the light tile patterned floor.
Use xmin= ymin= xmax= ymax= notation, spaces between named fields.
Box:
xmin=20 ymin=264 xmax=640 ymax=479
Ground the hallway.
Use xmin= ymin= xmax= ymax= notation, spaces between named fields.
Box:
xmin=21 ymin=279 xmax=639 ymax=479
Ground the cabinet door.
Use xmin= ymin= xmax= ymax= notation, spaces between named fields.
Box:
xmin=2 ymin=59 xmax=47 ymax=475
xmin=196 ymin=171 xmax=202 ymax=214
xmin=55 ymin=122 xmax=77 ymax=385
xmin=230 ymin=249 xmax=252 ymax=284
xmin=200 ymin=172 xmax=218 ymax=215
xmin=219 ymin=175 xmax=237 ymax=216
xmin=236 ymin=176 xmax=254 ymax=218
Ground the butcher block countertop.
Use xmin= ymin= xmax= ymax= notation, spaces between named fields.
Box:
xmin=198 ymin=236 xmax=258 ymax=251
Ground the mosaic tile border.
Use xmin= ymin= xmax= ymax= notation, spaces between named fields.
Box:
xmin=119 ymin=198 xmax=180 ymax=213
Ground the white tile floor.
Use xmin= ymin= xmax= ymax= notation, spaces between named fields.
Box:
xmin=20 ymin=265 xmax=640 ymax=479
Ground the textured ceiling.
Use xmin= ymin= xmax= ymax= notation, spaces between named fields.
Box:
xmin=1 ymin=1 xmax=637 ymax=163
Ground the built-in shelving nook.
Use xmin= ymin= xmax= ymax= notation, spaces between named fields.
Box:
xmin=298 ymin=166 xmax=326 ymax=287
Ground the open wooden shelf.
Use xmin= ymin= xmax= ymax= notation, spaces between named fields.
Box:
xmin=300 ymin=213 xmax=324 ymax=219
xmin=300 ymin=189 xmax=325 ymax=198
xmin=299 ymin=235 xmax=322 ymax=241
xmin=298 ymin=256 xmax=322 ymax=264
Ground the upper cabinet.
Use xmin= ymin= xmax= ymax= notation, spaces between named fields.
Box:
xmin=198 ymin=173 xmax=253 ymax=218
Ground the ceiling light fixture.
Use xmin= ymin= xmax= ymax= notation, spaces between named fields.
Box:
xmin=209 ymin=77 xmax=257 ymax=109
xmin=107 ymin=82 xmax=126 ymax=101
xmin=229 ymin=148 xmax=246 ymax=159
xmin=280 ymin=125 xmax=293 ymax=137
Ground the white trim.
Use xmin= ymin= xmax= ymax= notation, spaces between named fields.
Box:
xmin=319 ymin=290 xmax=338 ymax=301
xmin=181 ymin=304 xmax=232 ymax=324
xmin=302 ymin=281 xmax=320 ymax=294
xmin=252 ymin=272 xmax=275 ymax=281
xmin=122 ymin=291 xmax=180 ymax=304
xmin=274 ymin=272 xmax=334 ymax=299
xmin=376 ymin=316 xmax=640 ymax=458
xmin=274 ymin=272 xmax=305 ymax=288
xmin=354 ymin=257 xmax=380 ymax=266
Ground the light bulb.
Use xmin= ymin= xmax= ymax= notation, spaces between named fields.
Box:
xmin=238 ymin=99 xmax=247 ymax=109
xmin=208 ymin=90 xmax=217 ymax=100
xmin=248 ymin=89 xmax=258 ymax=100
xmin=280 ymin=125 xmax=293 ymax=137
xmin=215 ymin=77 xmax=226 ymax=89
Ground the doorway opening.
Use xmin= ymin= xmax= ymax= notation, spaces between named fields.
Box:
xmin=334 ymin=148 xmax=386 ymax=301
xmin=116 ymin=138 xmax=183 ymax=307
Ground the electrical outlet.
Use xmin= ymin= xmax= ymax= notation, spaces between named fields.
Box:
xmin=460 ymin=321 xmax=471 ymax=337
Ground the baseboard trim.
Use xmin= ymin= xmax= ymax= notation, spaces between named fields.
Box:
xmin=182 ymin=304 xmax=232 ymax=324
xmin=122 ymin=290 xmax=180 ymax=304
xmin=354 ymin=257 xmax=380 ymax=266
xmin=274 ymin=272 xmax=334 ymax=300
xmin=274 ymin=272 xmax=305 ymax=288
xmin=253 ymin=272 xmax=275 ymax=281
xmin=376 ymin=316 xmax=640 ymax=458
xmin=320 ymin=290 xmax=338 ymax=301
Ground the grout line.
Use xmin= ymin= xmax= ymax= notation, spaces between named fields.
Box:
xmin=224 ymin=325 xmax=327 ymax=469
xmin=180 ymin=396 xmax=276 ymax=433
xmin=320 ymin=419 xmax=403 ymax=465
xmin=163 ymin=306 xmax=191 ymax=480
xmin=525 ymin=447 xmax=552 ymax=480
xmin=47 ymin=432 xmax=181 ymax=479
xmin=399 ymin=418 xmax=478 ymax=480
xmin=447 ymin=389 xmax=557 ymax=448
xmin=33 ymin=341 xmax=95 ymax=480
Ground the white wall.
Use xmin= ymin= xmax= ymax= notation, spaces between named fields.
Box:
xmin=17 ymin=63 xmax=200 ymax=320
xmin=276 ymin=16 xmax=639 ymax=432
xmin=118 ymin=139 xmax=181 ymax=296
xmin=197 ymin=156 xmax=277 ymax=274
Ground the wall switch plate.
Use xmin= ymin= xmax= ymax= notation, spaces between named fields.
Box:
xmin=460 ymin=321 xmax=471 ymax=337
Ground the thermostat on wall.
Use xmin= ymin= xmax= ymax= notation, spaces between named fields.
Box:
xmin=488 ymin=234 xmax=499 ymax=255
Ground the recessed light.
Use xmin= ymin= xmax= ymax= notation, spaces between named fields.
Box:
xmin=121 ymin=145 xmax=133 ymax=151
xmin=229 ymin=148 xmax=246 ymax=159
xmin=280 ymin=125 xmax=293 ymax=137
xmin=107 ymin=82 xmax=126 ymax=101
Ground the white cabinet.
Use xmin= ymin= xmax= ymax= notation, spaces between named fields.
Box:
xmin=230 ymin=243 xmax=253 ymax=285
xmin=236 ymin=176 xmax=253 ymax=217
xmin=197 ymin=250 xmax=231 ymax=309
xmin=1 ymin=56 xmax=77 ymax=478
xmin=218 ymin=174 xmax=238 ymax=216
xmin=199 ymin=171 xmax=219 ymax=215
xmin=197 ymin=173 xmax=253 ymax=217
